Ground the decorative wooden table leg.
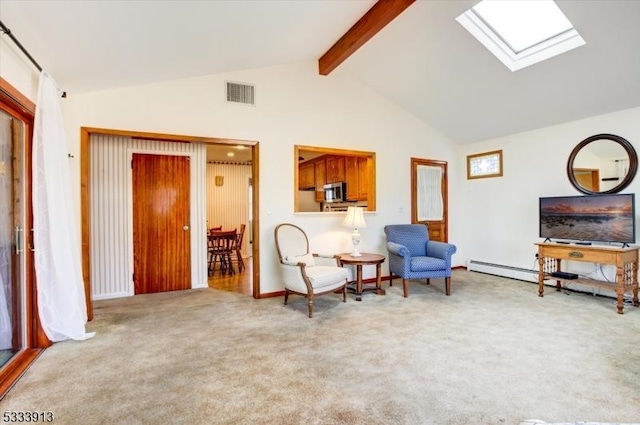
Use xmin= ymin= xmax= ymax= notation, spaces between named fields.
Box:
xmin=616 ymin=291 xmax=625 ymax=314
xmin=375 ymin=262 xmax=386 ymax=295
xmin=556 ymin=259 xmax=562 ymax=291
xmin=634 ymin=262 xmax=639 ymax=307
xmin=355 ymin=265 xmax=363 ymax=301
xmin=538 ymin=256 xmax=545 ymax=297
xmin=616 ymin=266 xmax=625 ymax=314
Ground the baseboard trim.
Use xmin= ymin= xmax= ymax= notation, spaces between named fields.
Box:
xmin=258 ymin=290 xmax=285 ymax=299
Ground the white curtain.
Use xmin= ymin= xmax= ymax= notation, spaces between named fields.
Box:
xmin=417 ymin=165 xmax=443 ymax=221
xmin=33 ymin=72 xmax=94 ymax=342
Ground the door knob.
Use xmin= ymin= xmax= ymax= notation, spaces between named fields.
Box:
xmin=183 ymin=225 xmax=189 ymax=231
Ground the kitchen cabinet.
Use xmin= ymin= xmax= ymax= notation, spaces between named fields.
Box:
xmin=295 ymin=145 xmax=377 ymax=213
xmin=326 ymin=156 xmax=345 ymax=183
xmin=345 ymin=156 xmax=369 ymax=201
xmin=298 ymin=161 xmax=315 ymax=190
xmin=314 ymin=158 xmax=326 ymax=202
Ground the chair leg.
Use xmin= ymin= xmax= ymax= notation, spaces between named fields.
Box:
xmin=403 ymin=279 xmax=409 ymax=298
xmin=213 ymin=252 xmax=224 ymax=276
xmin=227 ymin=252 xmax=235 ymax=275
xmin=426 ymin=278 xmax=430 ymax=285
xmin=307 ymin=294 xmax=314 ymax=318
xmin=221 ymin=252 xmax=235 ymax=275
xmin=445 ymin=277 xmax=451 ymax=296
xmin=236 ymin=250 xmax=245 ymax=272
xmin=208 ymin=251 xmax=214 ymax=275
xmin=389 ymin=273 xmax=394 ymax=287
xmin=284 ymin=289 xmax=289 ymax=305
xmin=342 ymin=284 xmax=347 ymax=303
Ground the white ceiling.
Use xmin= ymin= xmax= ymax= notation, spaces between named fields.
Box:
xmin=2 ymin=0 xmax=640 ymax=145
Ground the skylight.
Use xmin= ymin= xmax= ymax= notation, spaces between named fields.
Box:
xmin=456 ymin=0 xmax=585 ymax=71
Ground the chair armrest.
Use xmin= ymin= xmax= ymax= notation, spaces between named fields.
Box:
xmin=313 ymin=253 xmax=341 ymax=267
xmin=313 ymin=254 xmax=356 ymax=282
xmin=386 ymin=242 xmax=410 ymax=258
xmin=426 ymin=241 xmax=457 ymax=261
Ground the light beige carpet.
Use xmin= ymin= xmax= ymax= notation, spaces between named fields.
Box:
xmin=1 ymin=270 xmax=639 ymax=424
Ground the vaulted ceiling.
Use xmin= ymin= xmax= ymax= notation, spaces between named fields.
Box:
xmin=2 ymin=0 xmax=639 ymax=144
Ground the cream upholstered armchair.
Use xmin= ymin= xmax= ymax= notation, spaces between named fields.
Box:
xmin=384 ymin=224 xmax=457 ymax=297
xmin=274 ymin=223 xmax=349 ymax=318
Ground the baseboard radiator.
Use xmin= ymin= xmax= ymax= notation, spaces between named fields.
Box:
xmin=467 ymin=260 xmax=538 ymax=283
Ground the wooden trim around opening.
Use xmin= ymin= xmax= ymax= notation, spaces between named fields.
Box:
xmin=466 ymin=149 xmax=503 ymax=180
xmin=0 ymin=77 xmax=35 ymax=114
xmin=294 ymin=144 xmax=377 ymax=212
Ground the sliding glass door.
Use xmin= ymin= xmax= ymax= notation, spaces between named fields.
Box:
xmin=0 ymin=106 xmax=26 ymax=370
xmin=0 ymin=80 xmax=47 ymax=399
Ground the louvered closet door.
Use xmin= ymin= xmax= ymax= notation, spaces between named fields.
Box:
xmin=132 ymin=154 xmax=191 ymax=294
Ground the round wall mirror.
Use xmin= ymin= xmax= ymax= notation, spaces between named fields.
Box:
xmin=567 ymin=134 xmax=638 ymax=195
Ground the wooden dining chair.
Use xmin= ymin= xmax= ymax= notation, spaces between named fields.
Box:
xmin=208 ymin=229 xmax=237 ymax=276
xmin=235 ymin=224 xmax=246 ymax=272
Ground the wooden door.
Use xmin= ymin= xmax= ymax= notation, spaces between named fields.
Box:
xmin=132 ymin=154 xmax=191 ymax=294
xmin=411 ymin=158 xmax=448 ymax=242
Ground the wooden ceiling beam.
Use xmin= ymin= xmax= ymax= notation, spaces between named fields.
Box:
xmin=318 ymin=0 xmax=416 ymax=76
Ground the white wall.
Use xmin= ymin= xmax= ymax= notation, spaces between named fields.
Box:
xmin=0 ymin=39 xmax=39 ymax=101
xmin=457 ymin=106 xmax=640 ymax=283
xmin=60 ymin=61 xmax=459 ymax=294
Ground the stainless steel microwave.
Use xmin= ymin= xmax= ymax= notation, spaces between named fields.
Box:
xmin=323 ymin=182 xmax=346 ymax=202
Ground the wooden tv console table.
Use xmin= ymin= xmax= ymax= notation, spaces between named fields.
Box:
xmin=536 ymin=242 xmax=639 ymax=314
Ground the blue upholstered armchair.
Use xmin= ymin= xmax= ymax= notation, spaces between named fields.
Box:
xmin=384 ymin=224 xmax=457 ymax=297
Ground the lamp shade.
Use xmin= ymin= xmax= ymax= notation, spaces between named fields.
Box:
xmin=342 ymin=206 xmax=367 ymax=229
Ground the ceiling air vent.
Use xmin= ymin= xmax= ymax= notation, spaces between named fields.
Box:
xmin=226 ymin=81 xmax=255 ymax=105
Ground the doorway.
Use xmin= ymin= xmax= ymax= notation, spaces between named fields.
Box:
xmin=81 ymin=128 xmax=261 ymax=320
xmin=205 ymin=145 xmax=253 ymax=295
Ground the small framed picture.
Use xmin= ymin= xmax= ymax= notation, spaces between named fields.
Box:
xmin=467 ymin=150 xmax=503 ymax=179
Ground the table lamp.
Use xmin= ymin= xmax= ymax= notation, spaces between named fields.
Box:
xmin=342 ymin=206 xmax=366 ymax=257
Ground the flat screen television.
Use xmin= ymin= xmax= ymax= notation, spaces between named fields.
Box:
xmin=539 ymin=193 xmax=636 ymax=245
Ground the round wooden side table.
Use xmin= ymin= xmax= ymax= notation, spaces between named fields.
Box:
xmin=338 ymin=253 xmax=386 ymax=301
